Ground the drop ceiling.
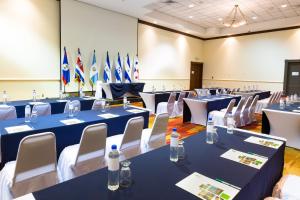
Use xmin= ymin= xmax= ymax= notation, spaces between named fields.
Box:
xmin=78 ymin=0 xmax=300 ymax=38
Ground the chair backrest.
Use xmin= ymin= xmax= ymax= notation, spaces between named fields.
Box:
xmin=150 ymin=113 xmax=169 ymax=139
xmin=167 ymin=92 xmax=177 ymax=115
xmin=0 ymin=105 xmax=17 ymax=120
xmin=64 ymin=100 xmax=81 ymax=113
xmin=235 ymin=97 xmax=246 ymax=113
xmin=236 ymin=88 xmax=240 ymax=92
xmin=120 ymin=116 xmax=144 ymax=150
xmin=267 ymin=93 xmax=276 ymax=104
xmin=249 ymin=95 xmax=259 ymax=112
xmin=224 ymin=99 xmax=236 ymax=116
xmin=91 ymin=99 xmax=104 ymax=111
xmin=177 ymin=92 xmax=186 ymax=103
xmin=75 ymin=123 xmax=107 ymax=165
xmin=32 ymin=103 xmax=51 ymax=116
xmin=243 ymin=96 xmax=253 ymax=111
xmin=275 ymin=91 xmax=282 ymax=103
xmin=12 ymin=132 xmax=57 ymax=185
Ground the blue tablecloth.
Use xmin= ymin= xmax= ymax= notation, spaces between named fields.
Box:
xmin=262 ymin=102 xmax=300 ymax=134
xmin=0 ymin=107 xmax=149 ymax=168
xmin=5 ymin=97 xmax=95 ymax=118
xmin=33 ymin=127 xmax=285 ymax=200
xmin=109 ymin=83 xmax=145 ymax=99
xmin=183 ymin=95 xmax=241 ymax=123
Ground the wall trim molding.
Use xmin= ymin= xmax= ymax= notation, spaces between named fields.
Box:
xmin=0 ymin=78 xmax=60 ymax=81
xmin=139 ymin=78 xmax=189 ymax=80
xmin=203 ymin=78 xmax=283 ymax=84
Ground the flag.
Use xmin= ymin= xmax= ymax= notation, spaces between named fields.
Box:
xmin=74 ymin=48 xmax=85 ymax=84
xmin=133 ymin=55 xmax=139 ymax=81
xmin=114 ymin=52 xmax=122 ymax=83
xmin=124 ymin=54 xmax=132 ymax=83
xmin=103 ymin=51 xmax=112 ymax=83
xmin=62 ymin=47 xmax=70 ymax=85
xmin=89 ymin=50 xmax=99 ymax=86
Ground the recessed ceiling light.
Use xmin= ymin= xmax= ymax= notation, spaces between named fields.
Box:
xmin=186 ymin=31 xmax=190 ymax=34
xmin=218 ymin=18 xmax=223 ymax=21
xmin=188 ymin=4 xmax=195 ymax=8
xmin=189 ymin=16 xmax=193 ymax=19
xmin=252 ymin=16 xmax=257 ymax=20
xmin=153 ymin=21 xmax=157 ymax=24
xmin=281 ymin=4 xmax=287 ymax=8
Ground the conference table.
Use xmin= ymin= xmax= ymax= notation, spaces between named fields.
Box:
xmin=101 ymin=83 xmax=145 ymax=100
xmin=28 ymin=127 xmax=285 ymax=200
xmin=261 ymin=102 xmax=300 ymax=149
xmin=233 ymin=90 xmax=270 ymax=100
xmin=3 ymin=97 xmax=96 ymax=118
xmin=0 ymin=106 xmax=149 ymax=168
xmin=183 ymin=95 xmax=241 ymax=126
xmin=140 ymin=91 xmax=187 ymax=114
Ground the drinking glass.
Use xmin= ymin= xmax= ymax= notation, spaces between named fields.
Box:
xmin=31 ymin=109 xmax=38 ymax=123
xmin=73 ymin=106 xmax=79 ymax=116
xmin=120 ymin=160 xmax=132 ymax=188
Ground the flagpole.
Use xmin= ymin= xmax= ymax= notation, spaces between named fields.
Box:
xmin=78 ymin=82 xmax=80 ymax=97
xmin=91 ymin=85 xmax=94 ymax=96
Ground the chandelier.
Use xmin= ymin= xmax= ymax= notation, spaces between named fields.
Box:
xmin=223 ymin=5 xmax=248 ymax=28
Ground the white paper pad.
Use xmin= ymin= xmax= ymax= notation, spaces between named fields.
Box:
xmin=176 ymin=172 xmax=240 ymax=200
xmin=29 ymin=102 xmax=44 ymax=105
xmin=5 ymin=125 xmax=33 ymax=134
xmin=14 ymin=193 xmax=36 ymax=200
xmin=98 ymin=113 xmax=120 ymax=119
xmin=221 ymin=149 xmax=268 ymax=169
xmin=126 ymin=109 xmax=145 ymax=113
xmin=0 ymin=104 xmax=9 ymax=108
xmin=244 ymin=136 xmax=283 ymax=149
xmin=292 ymin=109 xmax=300 ymax=113
xmin=56 ymin=99 xmax=68 ymax=102
xmin=60 ymin=119 xmax=84 ymax=125
xmin=82 ymin=97 xmax=96 ymax=100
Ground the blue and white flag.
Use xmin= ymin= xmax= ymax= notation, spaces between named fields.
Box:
xmin=114 ymin=52 xmax=123 ymax=83
xmin=124 ymin=54 xmax=132 ymax=83
xmin=103 ymin=51 xmax=112 ymax=83
xmin=133 ymin=55 xmax=139 ymax=82
xmin=89 ymin=50 xmax=99 ymax=86
xmin=62 ymin=47 xmax=70 ymax=85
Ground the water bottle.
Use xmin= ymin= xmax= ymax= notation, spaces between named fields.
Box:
xmin=68 ymin=102 xmax=74 ymax=117
xmin=59 ymin=90 xmax=63 ymax=99
xmin=123 ymin=96 xmax=128 ymax=109
xmin=79 ymin=88 xmax=84 ymax=98
xmin=25 ymin=105 xmax=31 ymax=123
xmin=206 ymin=117 xmax=214 ymax=144
xmin=108 ymin=145 xmax=120 ymax=191
xmin=227 ymin=112 xmax=234 ymax=134
xmin=170 ymin=128 xmax=179 ymax=162
xmin=3 ymin=90 xmax=7 ymax=104
xmin=32 ymin=90 xmax=36 ymax=102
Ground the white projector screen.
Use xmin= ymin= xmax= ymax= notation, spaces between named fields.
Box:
xmin=61 ymin=0 xmax=138 ymax=92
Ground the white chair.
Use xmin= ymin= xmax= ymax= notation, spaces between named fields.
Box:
xmin=64 ymin=100 xmax=81 ymax=113
xmin=263 ymin=109 xmax=300 ymax=149
xmin=255 ymin=92 xmax=276 ymax=114
xmin=0 ymin=105 xmax=17 ymax=120
xmin=156 ymin=92 xmax=176 ymax=117
xmin=139 ymin=92 xmax=155 ymax=114
xmin=173 ymin=91 xmax=186 ymax=116
xmin=232 ymin=97 xmax=246 ymax=127
xmin=249 ymin=95 xmax=259 ymax=123
xmin=91 ymin=99 xmax=104 ymax=111
xmin=141 ymin=113 xmax=169 ymax=153
xmin=240 ymin=96 xmax=253 ymax=126
xmin=105 ymin=116 xmax=144 ymax=161
xmin=271 ymin=175 xmax=300 ymax=200
xmin=0 ymin=132 xmax=58 ymax=199
xmin=32 ymin=103 xmax=51 ymax=116
xmin=210 ymin=99 xmax=236 ymax=126
xmin=58 ymin=123 xmax=107 ymax=182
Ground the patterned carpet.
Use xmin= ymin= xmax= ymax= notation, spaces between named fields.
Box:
xmin=146 ymin=110 xmax=300 ymax=177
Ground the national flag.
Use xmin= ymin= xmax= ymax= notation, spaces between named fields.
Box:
xmin=133 ymin=55 xmax=139 ymax=81
xmin=74 ymin=48 xmax=85 ymax=84
xmin=103 ymin=51 xmax=112 ymax=83
xmin=124 ymin=54 xmax=132 ymax=83
xmin=89 ymin=50 xmax=99 ymax=86
xmin=114 ymin=52 xmax=123 ymax=83
xmin=62 ymin=47 xmax=70 ymax=85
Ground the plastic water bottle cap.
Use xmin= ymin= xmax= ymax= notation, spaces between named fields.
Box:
xmin=111 ymin=145 xmax=117 ymax=150
xmin=208 ymin=117 xmax=212 ymax=121
xmin=172 ymin=128 xmax=177 ymax=132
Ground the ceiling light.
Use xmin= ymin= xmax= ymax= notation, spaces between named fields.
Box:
xmin=153 ymin=21 xmax=157 ymax=24
xmin=223 ymin=5 xmax=248 ymax=28
xmin=189 ymin=16 xmax=193 ymax=19
xmin=218 ymin=18 xmax=223 ymax=21
xmin=186 ymin=31 xmax=190 ymax=34
xmin=281 ymin=4 xmax=287 ymax=8
xmin=188 ymin=4 xmax=195 ymax=8
xmin=252 ymin=16 xmax=257 ymax=20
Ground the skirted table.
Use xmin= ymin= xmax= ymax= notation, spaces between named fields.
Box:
xmin=101 ymin=83 xmax=145 ymax=100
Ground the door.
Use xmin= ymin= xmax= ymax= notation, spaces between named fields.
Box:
xmin=190 ymin=62 xmax=203 ymax=90
xmin=284 ymin=60 xmax=300 ymax=95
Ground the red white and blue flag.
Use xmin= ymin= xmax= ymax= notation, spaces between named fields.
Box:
xmin=74 ymin=48 xmax=85 ymax=84
xmin=62 ymin=47 xmax=70 ymax=85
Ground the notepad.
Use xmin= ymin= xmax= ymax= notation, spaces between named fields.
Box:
xmin=176 ymin=172 xmax=240 ymax=200
xmin=60 ymin=119 xmax=84 ymax=125
xmin=0 ymin=105 xmax=10 ymax=108
xmin=221 ymin=149 xmax=268 ymax=169
xmin=5 ymin=125 xmax=33 ymax=134
xmin=126 ymin=109 xmax=145 ymax=113
xmin=56 ymin=99 xmax=68 ymax=102
xmin=292 ymin=109 xmax=300 ymax=113
xmin=245 ymin=136 xmax=283 ymax=149
xmin=98 ymin=113 xmax=120 ymax=119
xmin=82 ymin=97 xmax=95 ymax=100
xmin=29 ymin=102 xmax=44 ymax=105
xmin=13 ymin=193 xmax=36 ymax=200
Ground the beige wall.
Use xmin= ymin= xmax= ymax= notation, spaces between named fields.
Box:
xmin=203 ymin=29 xmax=300 ymax=92
xmin=138 ymin=23 xmax=204 ymax=91
xmin=0 ymin=0 xmax=60 ymax=100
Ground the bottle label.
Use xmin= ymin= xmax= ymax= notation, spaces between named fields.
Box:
xmin=170 ymin=137 xmax=178 ymax=147
xmin=108 ymin=158 xmax=119 ymax=171
xmin=207 ymin=125 xmax=213 ymax=133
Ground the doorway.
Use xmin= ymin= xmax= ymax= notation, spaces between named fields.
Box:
xmin=190 ymin=62 xmax=203 ymax=90
xmin=284 ymin=60 xmax=300 ymax=95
